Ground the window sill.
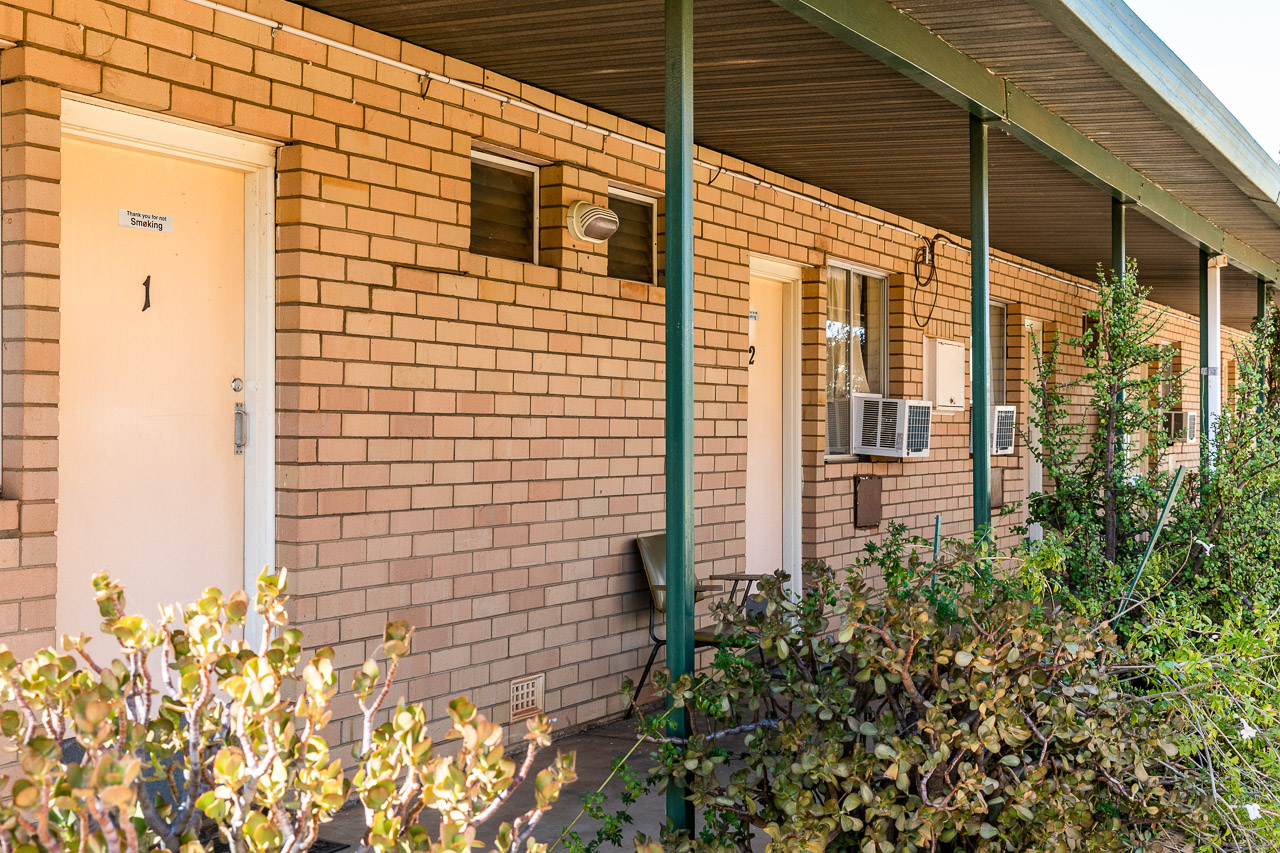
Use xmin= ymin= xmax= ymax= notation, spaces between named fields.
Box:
xmin=824 ymin=454 xmax=871 ymax=464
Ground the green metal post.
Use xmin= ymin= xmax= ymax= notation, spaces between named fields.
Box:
xmin=970 ymin=114 xmax=991 ymax=537
xmin=1111 ymin=197 xmax=1126 ymax=280
xmin=663 ymin=0 xmax=696 ymax=834
xmin=1260 ymin=275 xmax=1270 ymax=413
xmin=1111 ymin=198 xmax=1127 ymax=470
xmin=1199 ymin=249 xmax=1210 ymax=456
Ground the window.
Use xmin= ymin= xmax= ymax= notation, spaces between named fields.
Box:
xmin=469 ymin=151 xmax=538 ymax=263
xmin=608 ymin=188 xmax=656 ymax=283
xmin=990 ymin=302 xmax=1008 ymax=406
xmin=1155 ymin=342 xmax=1176 ymax=403
xmin=826 ymin=264 xmax=887 ymax=456
xmin=970 ymin=302 xmax=1009 ymax=408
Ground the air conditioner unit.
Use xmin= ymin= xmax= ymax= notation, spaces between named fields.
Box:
xmin=1165 ymin=410 xmax=1199 ymax=444
xmin=853 ymin=397 xmax=933 ymax=459
xmin=826 ymin=397 xmax=851 ymax=456
xmin=970 ymin=406 xmax=1018 ymax=455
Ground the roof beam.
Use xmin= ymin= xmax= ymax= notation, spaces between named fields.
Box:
xmin=768 ymin=0 xmax=1280 ymax=283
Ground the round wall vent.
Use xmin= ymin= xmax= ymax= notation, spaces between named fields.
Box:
xmin=568 ymin=200 xmax=620 ymax=243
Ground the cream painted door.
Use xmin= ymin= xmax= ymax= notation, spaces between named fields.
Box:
xmin=746 ymin=276 xmax=785 ymax=575
xmin=58 ymin=135 xmax=247 ymax=634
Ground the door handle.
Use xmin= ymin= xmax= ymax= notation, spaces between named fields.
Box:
xmin=235 ymin=403 xmax=248 ymax=455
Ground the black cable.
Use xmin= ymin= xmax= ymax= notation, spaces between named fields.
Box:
xmin=911 ymin=233 xmax=955 ymax=328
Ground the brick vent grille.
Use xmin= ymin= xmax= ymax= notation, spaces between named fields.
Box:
xmin=510 ymin=674 xmax=545 ymax=722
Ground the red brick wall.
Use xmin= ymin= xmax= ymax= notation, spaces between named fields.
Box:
xmin=0 ymin=0 xmax=1238 ymax=749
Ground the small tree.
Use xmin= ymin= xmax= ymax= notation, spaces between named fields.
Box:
xmin=0 ymin=572 xmax=576 ymax=853
xmin=1163 ymin=310 xmax=1280 ymax=620
xmin=1025 ymin=261 xmax=1181 ymax=601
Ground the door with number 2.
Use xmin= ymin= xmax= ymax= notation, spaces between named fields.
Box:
xmin=746 ymin=274 xmax=788 ymax=578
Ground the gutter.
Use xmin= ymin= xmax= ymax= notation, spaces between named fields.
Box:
xmin=1024 ymin=0 xmax=1280 ymax=224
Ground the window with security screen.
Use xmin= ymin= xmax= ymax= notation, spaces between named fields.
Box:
xmin=470 ymin=152 xmax=538 ymax=263
xmin=608 ymin=189 xmax=657 ymax=283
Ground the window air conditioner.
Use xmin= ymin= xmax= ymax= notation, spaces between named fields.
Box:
xmin=826 ymin=397 xmax=852 ymax=456
xmin=853 ymin=397 xmax=933 ymax=459
xmin=1165 ymin=410 xmax=1199 ymax=444
xmin=969 ymin=406 xmax=1018 ymax=456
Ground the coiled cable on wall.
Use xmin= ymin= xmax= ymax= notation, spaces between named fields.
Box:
xmin=911 ymin=233 xmax=956 ymax=328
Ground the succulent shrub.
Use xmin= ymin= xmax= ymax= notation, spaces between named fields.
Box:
xmin=642 ymin=560 xmax=1208 ymax=853
xmin=0 ymin=572 xmax=575 ymax=853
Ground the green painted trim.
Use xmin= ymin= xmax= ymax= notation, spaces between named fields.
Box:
xmin=971 ymin=115 xmax=992 ymax=535
xmin=768 ymin=0 xmax=1280 ymax=283
xmin=663 ymin=0 xmax=696 ymax=834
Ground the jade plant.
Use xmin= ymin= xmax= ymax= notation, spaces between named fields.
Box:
xmin=0 ymin=571 xmax=575 ymax=853
xmin=641 ymin=559 xmax=1209 ymax=852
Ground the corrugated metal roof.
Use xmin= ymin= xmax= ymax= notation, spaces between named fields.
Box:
xmin=299 ymin=0 xmax=1275 ymax=327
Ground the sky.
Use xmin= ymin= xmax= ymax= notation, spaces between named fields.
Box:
xmin=1126 ymin=0 xmax=1280 ymax=162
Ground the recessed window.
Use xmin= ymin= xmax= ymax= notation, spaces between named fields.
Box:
xmin=990 ymin=302 xmax=1008 ymax=406
xmin=469 ymin=151 xmax=538 ymax=263
xmin=608 ymin=188 xmax=656 ymax=284
xmin=970 ymin=302 xmax=1009 ymax=407
xmin=825 ymin=264 xmax=888 ymax=456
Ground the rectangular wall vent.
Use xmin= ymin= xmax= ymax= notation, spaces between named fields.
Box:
xmin=510 ymin=674 xmax=545 ymax=722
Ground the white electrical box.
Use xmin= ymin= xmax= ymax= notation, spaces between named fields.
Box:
xmin=925 ymin=338 xmax=966 ymax=411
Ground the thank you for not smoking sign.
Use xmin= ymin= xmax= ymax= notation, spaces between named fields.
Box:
xmin=119 ymin=209 xmax=173 ymax=234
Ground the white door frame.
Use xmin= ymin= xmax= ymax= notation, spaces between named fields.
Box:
xmin=749 ymin=255 xmax=802 ymax=594
xmin=60 ymin=95 xmax=278 ymax=606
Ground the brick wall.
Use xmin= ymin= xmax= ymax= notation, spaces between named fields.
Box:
xmin=0 ymin=0 xmax=1240 ymax=749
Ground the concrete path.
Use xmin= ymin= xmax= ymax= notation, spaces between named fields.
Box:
xmin=314 ymin=718 xmax=733 ymax=852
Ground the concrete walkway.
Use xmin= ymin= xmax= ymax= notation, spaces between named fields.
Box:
xmin=315 ymin=718 xmax=693 ymax=852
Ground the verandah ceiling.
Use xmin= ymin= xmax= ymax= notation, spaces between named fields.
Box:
xmin=297 ymin=0 xmax=1273 ymax=330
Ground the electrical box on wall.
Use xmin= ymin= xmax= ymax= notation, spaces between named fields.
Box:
xmin=924 ymin=338 xmax=966 ymax=411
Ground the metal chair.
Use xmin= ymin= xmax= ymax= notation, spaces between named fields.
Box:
xmin=627 ymin=533 xmax=740 ymax=717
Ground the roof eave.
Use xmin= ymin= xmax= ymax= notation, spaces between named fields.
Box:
xmin=1025 ymin=0 xmax=1280 ymax=226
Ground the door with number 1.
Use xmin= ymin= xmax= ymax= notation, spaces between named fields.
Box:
xmin=745 ymin=272 xmax=798 ymax=581
xmin=55 ymin=99 xmax=276 ymax=639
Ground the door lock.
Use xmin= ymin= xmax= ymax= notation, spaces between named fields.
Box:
xmin=234 ymin=403 xmax=248 ymax=455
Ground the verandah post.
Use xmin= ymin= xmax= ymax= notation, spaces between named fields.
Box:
xmin=1111 ymin=196 xmax=1127 ymax=279
xmin=664 ymin=0 xmax=697 ymax=833
xmin=1200 ymin=248 xmax=1210 ymax=456
xmin=1200 ymin=249 xmax=1223 ymax=457
xmin=970 ymin=114 xmax=992 ymax=536
xmin=1259 ymin=274 xmax=1270 ymax=412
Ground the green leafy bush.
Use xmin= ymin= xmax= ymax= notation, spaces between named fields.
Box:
xmin=1162 ymin=318 xmax=1280 ymax=623
xmin=642 ymin=560 xmax=1207 ymax=852
xmin=0 ymin=572 xmax=575 ymax=853
xmin=1024 ymin=261 xmax=1180 ymax=604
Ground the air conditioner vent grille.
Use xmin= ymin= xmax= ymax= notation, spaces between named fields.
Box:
xmin=906 ymin=405 xmax=932 ymax=455
xmin=853 ymin=397 xmax=933 ymax=458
